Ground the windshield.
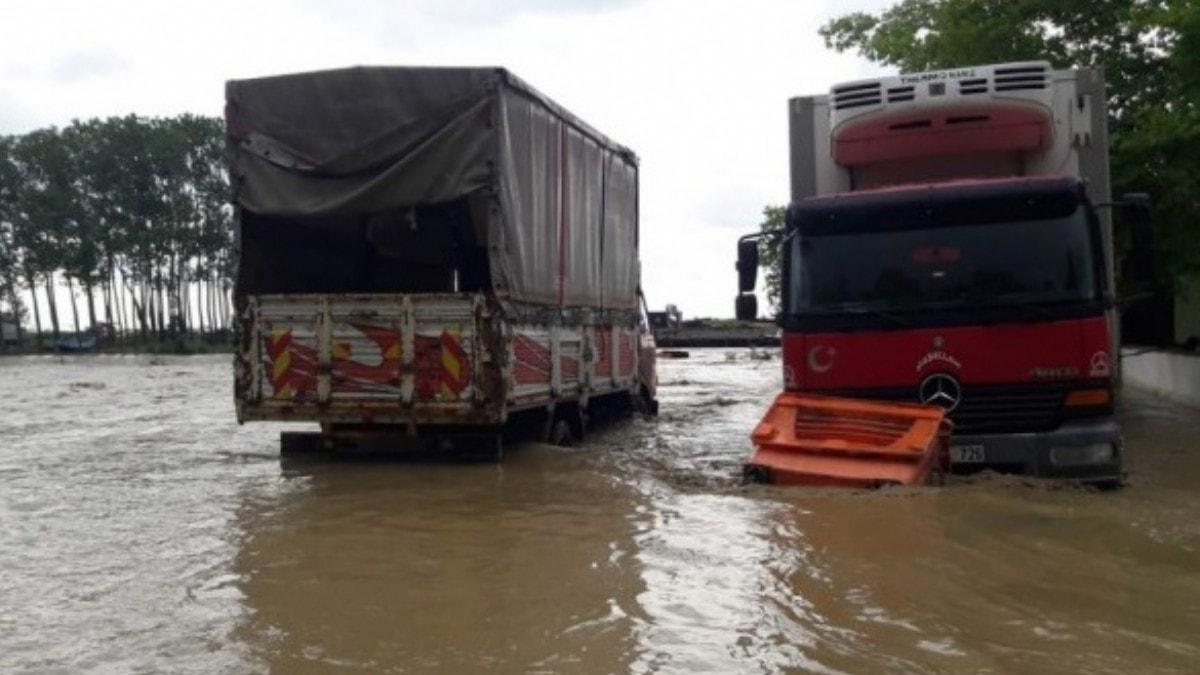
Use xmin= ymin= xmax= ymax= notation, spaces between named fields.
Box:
xmin=787 ymin=209 xmax=1098 ymax=315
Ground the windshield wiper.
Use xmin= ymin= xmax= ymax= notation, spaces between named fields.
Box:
xmin=845 ymin=306 xmax=914 ymax=326
xmin=964 ymin=294 xmax=1064 ymax=319
xmin=800 ymin=304 xmax=914 ymax=327
xmin=799 ymin=295 xmax=1077 ymax=326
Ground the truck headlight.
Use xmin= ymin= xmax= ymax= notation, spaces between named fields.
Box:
xmin=1049 ymin=443 xmax=1115 ymax=466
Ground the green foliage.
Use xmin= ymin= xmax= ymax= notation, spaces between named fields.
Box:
xmin=0 ymin=137 xmax=23 ymax=316
xmin=0 ymin=115 xmax=232 ymax=342
xmin=757 ymin=205 xmax=786 ymax=312
xmin=1114 ymin=0 xmax=1200 ymax=280
xmin=819 ymin=0 xmax=1200 ymax=283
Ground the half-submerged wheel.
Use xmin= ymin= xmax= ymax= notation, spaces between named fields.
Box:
xmin=549 ymin=418 xmax=575 ymax=447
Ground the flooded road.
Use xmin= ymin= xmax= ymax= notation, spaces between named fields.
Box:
xmin=2 ymin=349 xmax=1198 ymax=673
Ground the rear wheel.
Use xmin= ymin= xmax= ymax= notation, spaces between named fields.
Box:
xmin=743 ymin=464 xmax=770 ymax=484
xmin=632 ymin=387 xmax=659 ymax=416
xmin=486 ymin=434 xmax=505 ymax=462
xmin=926 ymin=463 xmax=947 ymax=487
xmin=549 ymin=419 xmax=575 ymax=447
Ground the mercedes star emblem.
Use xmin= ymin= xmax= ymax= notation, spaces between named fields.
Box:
xmin=918 ymin=373 xmax=962 ymax=411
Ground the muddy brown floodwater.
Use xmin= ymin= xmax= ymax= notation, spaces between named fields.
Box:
xmin=1 ymin=349 xmax=1198 ymax=673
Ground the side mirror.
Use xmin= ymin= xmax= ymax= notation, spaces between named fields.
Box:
xmin=735 ymin=293 xmax=758 ymax=321
xmin=1121 ymin=192 xmax=1154 ymax=284
xmin=736 ymin=238 xmax=759 ymax=293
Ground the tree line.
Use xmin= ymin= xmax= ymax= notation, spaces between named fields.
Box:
xmin=0 ymin=115 xmax=233 ymax=345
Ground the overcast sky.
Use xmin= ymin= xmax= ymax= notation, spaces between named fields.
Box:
xmin=0 ymin=0 xmax=893 ymax=319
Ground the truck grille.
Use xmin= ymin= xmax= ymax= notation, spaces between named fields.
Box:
xmin=815 ymin=383 xmax=1068 ymax=434
xmin=951 ymin=384 xmax=1065 ymax=433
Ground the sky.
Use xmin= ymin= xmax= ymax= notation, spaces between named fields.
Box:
xmin=0 ymin=0 xmax=894 ymax=320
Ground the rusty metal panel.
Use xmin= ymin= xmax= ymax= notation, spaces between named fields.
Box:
xmin=257 ymin=299 xmax=322 ymax=402
xmin=238 ymin=292 xmax=646 ymax=424
xmin=244 ymin=293 xmax=484 ymax=420
xmin=559 ymin=327 xmax=583 ymax=395
xmin=511 ymin=328 xmax=552 ymax=402
xmin=593 ymin=325 xmax=613 ymax=380
xmin=327 ymin=299 xmax=406 ymax=401
xmin=617 ymin=328 xmax=637 ymax=385
xmin=412 ymin=296 xmax=476 ymax=403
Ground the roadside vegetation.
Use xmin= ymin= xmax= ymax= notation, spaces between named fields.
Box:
xmin=0 ymin=115 xmax=231 ymax=351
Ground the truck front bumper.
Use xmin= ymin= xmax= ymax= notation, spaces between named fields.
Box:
xmin=950 ymin=417 xmax=1122 ymax=482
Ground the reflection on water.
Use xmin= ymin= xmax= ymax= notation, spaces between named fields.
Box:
xmin=1 ymin=351 xmax=1198 ymax=673
xmin=235 ymin=450 xmax=649 ymax=672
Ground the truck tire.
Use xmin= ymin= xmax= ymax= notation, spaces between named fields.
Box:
xmin=743 ymin=464 xmax=771 ymax=484
xmin=550 ymin=419 xmax=575 ymax=447
xmin=632 ymin=387 xmax=659 ymax=416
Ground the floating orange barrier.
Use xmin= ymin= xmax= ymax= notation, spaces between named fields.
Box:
xmin=745 ymin=393 xmax=951 ymax=488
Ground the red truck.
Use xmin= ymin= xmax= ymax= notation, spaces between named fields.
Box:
xmin=737 ymin=62 xmax=1152 ymax=482
xmin=227 ymin=67 xmax=657 ymax=456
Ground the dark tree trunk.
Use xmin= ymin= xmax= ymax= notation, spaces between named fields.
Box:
xmin=195 ymin=280 xmax=206 ymax=336
xmin=206 ymin=275 xmax=217 ymax=333
xmin=44 ymin=273 xmax=61 ymax=340
xmin=112 ymin=268 xmax=127 ymax=341
xmin=142 ymin=279 xmax=155 ymax=336
xmin=219 ymin=282 xmax=230 ymax=331
xmin=129 ymin=280 xmax=149 ymax=341
xmin=85 ymin=281 xmax=98 ymax=331
xmin=2 ymin=278 xmax=23 ymax=344
xmin=27 ymin=276 xmax=43 ymax=343
xmin=103 ymin=278 xmax=116 ymax=337
xmin=107 ymin=259 xmax=122 ymax=340
xmin=155 ymin=273 xmax=166 ymax=338
xmin=66 ymin=276 xmax=82 ymax=335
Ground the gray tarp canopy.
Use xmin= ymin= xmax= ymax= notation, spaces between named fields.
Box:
xmin=226 ymin=66 xmax=640 ymax=310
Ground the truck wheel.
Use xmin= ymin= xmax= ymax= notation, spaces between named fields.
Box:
xmin=550 ymin=419 xmax=575 ymax=447
xmin=632 ymin=387 xmax=659 ymax=416
xmin=570 ymin=409 xmax=588 ymax=442
xmin=926 ymin=464 xmax=946 ymax=487
xmin=743 ymin=464 xmax=770 ymax=484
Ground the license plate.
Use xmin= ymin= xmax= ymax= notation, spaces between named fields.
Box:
xmin=951 ymin=444 xmax=986 ymax=463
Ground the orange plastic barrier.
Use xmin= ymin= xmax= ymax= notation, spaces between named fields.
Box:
xmin=746 ymin=393 xmax=951 ymax=488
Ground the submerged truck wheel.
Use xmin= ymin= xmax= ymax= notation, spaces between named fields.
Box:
xmin=632 ymin=387 xmax=659 ymax=416
xmin=549 ymin=419 xmax=575 ymax=447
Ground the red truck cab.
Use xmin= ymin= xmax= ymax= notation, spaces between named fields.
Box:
xmin=776 ymin=177 xmax=1119 ymax=480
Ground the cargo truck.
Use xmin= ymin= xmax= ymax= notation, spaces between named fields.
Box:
xmin=227 ymin=67 xmax=657 ymax=456
xmin=737 ymin=62 xmax=1153 ymax=482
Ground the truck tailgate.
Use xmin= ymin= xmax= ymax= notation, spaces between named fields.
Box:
xmin=238 ymin=294 xmax=492 ymax=422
